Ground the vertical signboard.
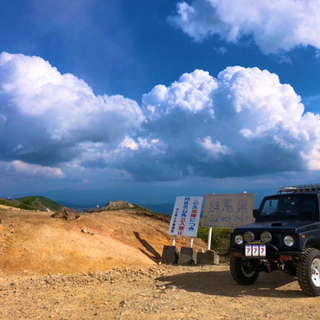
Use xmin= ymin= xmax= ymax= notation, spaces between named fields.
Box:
xmin=168 ymin=196 xmax=203 ymax=237
xmin=202 ymin=193 xmax=255 ymax=228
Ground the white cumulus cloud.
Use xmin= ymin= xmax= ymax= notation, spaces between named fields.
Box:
xmin=120 ymin=137 xmax=139 ymax=150
xmin=142 ymin=69 xmax=217 ymax=116
xmin=115 ymin=66 xmax=320 ymax=180
xmin=169 ymin=0 xmax=320 ymax=54
xmin=2 ymin=52 xmax=320 ymax=182
xmin=0 ymin=52 xmax=144 ymax=173
xmin=198 ymin=137 xmax=230 ymax=158
xmin=11 ymin=160 xmax=65 ymax=178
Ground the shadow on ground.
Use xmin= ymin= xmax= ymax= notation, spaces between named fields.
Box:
xmin=134 ymin=231 xmax=161 ymax=262
xmin=157 ymin=269 xmax=305 ymax=298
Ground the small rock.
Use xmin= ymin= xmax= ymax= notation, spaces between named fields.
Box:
xmin=119 ymin=300 xmax=127 ymax=307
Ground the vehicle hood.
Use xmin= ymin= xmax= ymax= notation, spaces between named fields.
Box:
xmin=235 ymin=220 xmax=319 ymax=232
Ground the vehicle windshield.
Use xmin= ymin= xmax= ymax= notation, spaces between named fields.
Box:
xmin=257 ymin=193 xmax=319 ymax=222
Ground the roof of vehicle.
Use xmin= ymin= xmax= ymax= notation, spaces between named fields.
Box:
xmin=277 ymin=184 xmax=320 ymax=194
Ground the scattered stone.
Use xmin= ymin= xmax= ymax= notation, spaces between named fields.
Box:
xmin=119 ymin=300 xmax=127 ymax=308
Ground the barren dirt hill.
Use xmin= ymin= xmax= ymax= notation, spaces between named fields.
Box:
xmin=0 ymin=205 xmax=206 ymax=276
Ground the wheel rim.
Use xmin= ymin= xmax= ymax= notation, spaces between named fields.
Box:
xmin=241 ymin=261 xmax=255 ymax=278
xmin=311 ymin=258 xmax=320 ymax=287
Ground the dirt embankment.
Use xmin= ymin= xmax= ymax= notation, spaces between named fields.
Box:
xmin=0 ymin=205 xmax=205 ymax=275
xmin=0 ymin=205 xmax=319 ymax=320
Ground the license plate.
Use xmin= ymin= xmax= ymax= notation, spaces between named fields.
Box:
xmin=245 ymin=244 xmax=266 ymax=258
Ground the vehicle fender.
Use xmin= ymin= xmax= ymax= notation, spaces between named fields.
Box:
xmin=303 ymin=236 xmax=318 ymax=250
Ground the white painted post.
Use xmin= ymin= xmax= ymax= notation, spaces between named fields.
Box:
xmin=207 ymin=227 xmax=213 ymax=251
xmin=190 ymin=237 xmax=194 ymax=248
xmin=172 ymin=235 xmax=176 ymax=246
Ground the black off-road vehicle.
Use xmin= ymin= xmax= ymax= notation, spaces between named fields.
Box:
xmin=230 ymin=184 xmax=320 ymax=296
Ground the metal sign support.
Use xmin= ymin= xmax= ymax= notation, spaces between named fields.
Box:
xmin=207 ymin=227 xmax=212 ymax=251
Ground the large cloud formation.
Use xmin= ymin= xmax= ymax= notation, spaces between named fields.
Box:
xmin=1 ymin=52 xmax=320 ymax=182
xmin=0 ymin=52 xmax=144 ymax=177
xmin=117 ymin=67 xmax=320 ymax=180
xmin=169 ymin=0 xmax=320 ymax=54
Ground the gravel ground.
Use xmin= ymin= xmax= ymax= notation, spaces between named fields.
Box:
xmin=0 ymin=263 xmax=319 ymax=320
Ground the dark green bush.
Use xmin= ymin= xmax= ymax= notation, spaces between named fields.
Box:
xmin=0 ymin=199 xmax=16 ymax=207
xmin=18 ymin=199 xmax=33 ymax=210
xmin=197 ymin=220 xmax=233 ymax=254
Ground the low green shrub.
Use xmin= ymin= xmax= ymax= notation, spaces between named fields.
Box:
xmin=18 ymin=199 xmax=33 ymax=210
xmin=197 ymin=220 xmax=233 ymax=254
xmin=0 ymin=199 xmax=16 ymax=207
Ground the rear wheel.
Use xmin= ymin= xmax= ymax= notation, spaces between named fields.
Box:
xmin=230 ymin=255 xmax=259 ymax=285
xmin=297 ymin=248 xmax=320 ymax=296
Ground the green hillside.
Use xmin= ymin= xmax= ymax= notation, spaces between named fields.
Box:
xmin=0 ymin=198 xmax=17 ymax=208
xmin=0 ymin=196 xmax=63 ymax=211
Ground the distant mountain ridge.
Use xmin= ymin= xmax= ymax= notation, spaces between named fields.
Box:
xmin=55 ymin=201 xmax=98 ymax=210
xmin=56 ymin=201 xmax=174 ymax=215
xmin=140 ymin=203 xmax=173 ymax=215
xmin=1 ymin=195 xmax=173 ymax=215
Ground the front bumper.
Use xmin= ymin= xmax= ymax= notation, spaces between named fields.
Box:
xmin=230 ymin=243 xmax=304 ymax=258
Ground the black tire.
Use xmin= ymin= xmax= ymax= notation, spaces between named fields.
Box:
xmin=230 ymin=255 xmax=259 ymax=285
xmin=297 ymin=248 xmax=320 ymax=296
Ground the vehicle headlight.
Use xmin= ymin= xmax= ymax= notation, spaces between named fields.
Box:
xmin=284 ymin=235 xmax=295 ymax=247
xmin=244 ymin=231 xmax=255 ymax=242
xmin=261 ymin=231 xmax=272 ymax=243
xmin=235 ymin=235 xmax=243 ymax=245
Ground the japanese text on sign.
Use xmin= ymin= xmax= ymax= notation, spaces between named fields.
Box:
xmin=168 ymin=196 xmax=203 ymax=237
xmin=202 ymin=193 xmax=254 ymax=228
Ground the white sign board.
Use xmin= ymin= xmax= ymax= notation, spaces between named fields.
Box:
xmin=202 ymin=193 xmax=255 ymax=228
xmin=168 ymin=196 xmax=203 ymax=237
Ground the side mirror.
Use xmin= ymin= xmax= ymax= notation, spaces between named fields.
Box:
xmin=253 ymin=209 xmax=258 ymax=219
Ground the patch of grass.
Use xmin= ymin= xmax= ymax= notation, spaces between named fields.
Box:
xmin=17 ymin=196 xmax=63 ymax=211
xmin=197 ymin=220 xmax=233 ymax=254
xmin=18 ymin=198 xmax=33 ymax=210
xmin=0 ymin=199 xmax=16 ymax=207
xmin=0 ymin=196 xmax=62 ymax=211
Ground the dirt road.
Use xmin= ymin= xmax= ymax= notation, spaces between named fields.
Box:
xmin=0 ymin=264 xmax=319 ymax=320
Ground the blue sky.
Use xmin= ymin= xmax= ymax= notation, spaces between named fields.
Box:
xmin=1 ymin=0 xmax=320 ymax=206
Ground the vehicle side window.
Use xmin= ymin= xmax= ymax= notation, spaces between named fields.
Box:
xmin=302 ymin=199 xmax=317 ymax=214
